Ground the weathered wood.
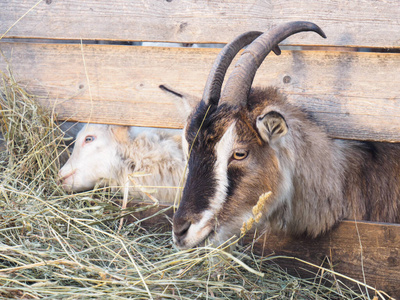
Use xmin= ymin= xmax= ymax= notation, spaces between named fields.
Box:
xmin=1 ymin=42 xmax=400 ymax=142
xmin=1 ymin=1 xmax=399 ymax=298
xmin=242 ymin=220 xmax=400 ymax=299
xmin=1 ymin=0 xmax=400 ymax=48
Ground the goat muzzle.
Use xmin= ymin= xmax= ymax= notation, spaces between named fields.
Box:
xmin=172 ymin=218 xmax=191 ymax=248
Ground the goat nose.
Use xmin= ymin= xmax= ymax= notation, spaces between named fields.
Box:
xmin=173 ymin=219 xmax=191 ymax=243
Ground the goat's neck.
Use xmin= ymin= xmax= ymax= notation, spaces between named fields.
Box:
xmin=272 ymin=129 xmax=348 ymax=237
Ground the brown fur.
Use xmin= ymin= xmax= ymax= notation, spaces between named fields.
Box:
xmin=241 ymin=87 xmax=400 ymax=237
xmin=170 ymin=85 xmax=400 ymax=248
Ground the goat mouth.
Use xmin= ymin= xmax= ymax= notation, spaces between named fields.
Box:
xmin=196 ymin=229 xmax=216 ymax=248
xmin=174 ymin=225 xmax=216 ymax=250
xmin=58 ymin=170 xmax=76 ymax=184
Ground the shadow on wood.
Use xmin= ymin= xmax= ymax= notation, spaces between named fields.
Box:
xmin=241 ymin=220 xmax=400 ymax=299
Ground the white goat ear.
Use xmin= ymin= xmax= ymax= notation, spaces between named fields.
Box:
xmin=159 ymin=84 xmax=199 ymax=121
xmin=256 ymin=111 xmax=288 ymax=143
xmin=110 ymin=125 xmax=130 ymax=145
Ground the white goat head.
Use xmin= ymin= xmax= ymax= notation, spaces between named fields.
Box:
xmin=59 ymin=123 xmax=186 ymax=205
xmin=58 ymin=124 xmax=128 ymax=192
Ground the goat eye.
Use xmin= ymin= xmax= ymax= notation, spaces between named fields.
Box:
xmin=85 ymin=136 xmax=95 ymax=143
xmin=232 ymin=150 xmax=248 ymax=160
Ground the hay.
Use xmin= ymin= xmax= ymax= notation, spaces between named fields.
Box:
xmin=0 ymin=71 xmax=377 ymax=299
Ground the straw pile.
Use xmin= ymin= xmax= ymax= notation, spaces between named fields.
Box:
xmin=0 ymin=72 xmax=375 ymax=299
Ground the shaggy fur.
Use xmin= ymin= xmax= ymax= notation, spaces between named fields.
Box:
xmin=250 ymin=88 xmax=400 ymax=237
xmin=58 ymin=124 xmax=185 ymax=204
xmin=173 ymin=86 xmax=400 ymax=249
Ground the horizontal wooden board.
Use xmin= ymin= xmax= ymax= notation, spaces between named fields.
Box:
xmin=127 ymin=204 xmax=400 ymax=299
xmin=242 ymin=220 xmax=400 ymax=299
xmin=1 ymin=0 xmax=400 ymax=48
xmin=1 ymin=42 xmax=400 ymax=141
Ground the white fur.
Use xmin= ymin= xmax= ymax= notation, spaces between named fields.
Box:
xmin=181 ymin=126 xmax=190 ymax=159
xmin=211 ymin=123 xmax=236 ymax=213
xmin=180 ymin=210 xmax=214 ymax=247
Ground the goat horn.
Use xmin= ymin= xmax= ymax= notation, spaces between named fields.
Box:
xmin=202 ymin=31 xmax=264 ymax=106
xmin=219 ymin=21 xmax=326 ymax=106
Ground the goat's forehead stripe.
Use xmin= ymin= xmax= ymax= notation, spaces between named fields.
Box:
xmin=216 ymin=123 xmax=237 ymax=168
xmin=213 ymin=122 xmax=237 ymax=211
xmin=190 ymin=123 xmax=237 ymax=231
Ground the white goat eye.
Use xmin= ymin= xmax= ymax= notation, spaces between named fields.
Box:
xmin=232 ymin=150 xmax=248 ymax=160
xmin=85 ymin=136 xmax=95 ymax=143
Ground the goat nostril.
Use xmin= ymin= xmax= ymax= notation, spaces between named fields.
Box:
xmin=57 ymin=170 xmax=75 ymax=186
xmin=174 ymin=221 xmax=191 ymax=239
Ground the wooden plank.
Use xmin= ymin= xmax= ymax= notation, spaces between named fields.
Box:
xmin=242 ymin=221 xmax=400 ymax=299
xmin=1 ymin=0 xmax=400 ymax=48
xmin=1 ymin=42 xmax=400 ymax=141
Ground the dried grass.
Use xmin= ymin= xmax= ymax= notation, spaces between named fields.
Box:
xmin=0 ymin=71 xmax=385 ymax=299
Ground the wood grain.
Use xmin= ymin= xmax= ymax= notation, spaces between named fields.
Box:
xmin=1 ymin=0 xmax=400 ymax=48
xmin=1 ymin=42 xmax=400 ymax=141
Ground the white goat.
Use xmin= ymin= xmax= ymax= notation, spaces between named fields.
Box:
xmin=58 ymin=124 xmax=185 ymax=205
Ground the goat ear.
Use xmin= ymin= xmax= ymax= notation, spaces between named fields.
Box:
xmin=159 ymin=84 xmax=200 ymax=121
xmin=110 ymin=125 xmax=130 ymax=145
xmin=256 ymin=111 xmax=288 ymax=143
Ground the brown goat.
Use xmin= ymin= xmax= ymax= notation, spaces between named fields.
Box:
xmin=168 ymin=21 xmax=400 ymax=249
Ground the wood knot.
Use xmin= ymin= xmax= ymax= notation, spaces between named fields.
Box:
xmin=283 ymin=75 xmax=291 ymax=84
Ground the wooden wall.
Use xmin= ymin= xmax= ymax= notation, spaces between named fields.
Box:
xmin=1 ymin=1 xmax=400 ymax=298
xmin=1 ymin=0 xmax=400 ymax=141
xmin=2 ymin=0 xmax=400 ymax=46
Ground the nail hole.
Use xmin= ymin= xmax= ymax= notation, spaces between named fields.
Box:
xmin=283 ymin=75 xmax=291 ymax=84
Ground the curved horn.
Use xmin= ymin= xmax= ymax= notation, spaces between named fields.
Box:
xmin=202 ymin=31 xmax=264 ymax=106
xmin=219 ymin=21 xmax=326 ymax=106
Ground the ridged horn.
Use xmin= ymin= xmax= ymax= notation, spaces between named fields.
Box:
xmin=202 ymin=31 xmax=264 ymax=106
xmin=219 ymin=21 xmax=326 ymax=106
